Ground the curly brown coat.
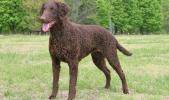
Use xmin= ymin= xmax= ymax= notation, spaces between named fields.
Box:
xmin=40 ymin=0 xmax=132 ymax=100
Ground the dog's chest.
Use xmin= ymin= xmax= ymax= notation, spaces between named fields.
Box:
xmin=49 ymin=38 xmax=79 ymax=61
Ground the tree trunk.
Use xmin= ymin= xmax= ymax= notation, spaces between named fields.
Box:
xmin=72 ymin=0 xmax=78 ymax=22
xmin=115 ymin=26 xmax=118 ymax=35
xmin=109 ymin=16 xmax=113 ymax=33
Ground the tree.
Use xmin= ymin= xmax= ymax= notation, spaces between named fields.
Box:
xmin=111 ymin=0 xmax=128 ymax=33
xmin=139 ymin=0 xmax=163 ymax=34
xmin=23 ymin=0 xmax=47 ymax=31
xmin=65 ymin=0 xmax=96 ymax=24
xmin=0 ymin=0 xmax=25 ymax=33
xmin=123 ymin=0 xmax=142 ymax=34
xmin=96 ymin=0 xmax=163 ymax=34
xmin=96 ymin=0 xmax=128 ymax=34
xmin=162 ymin=0 xmax=169 ymax=32
xmin=96 ymin=0 xmax=112 ymax=29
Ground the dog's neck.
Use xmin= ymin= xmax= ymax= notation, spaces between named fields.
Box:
xmin=50 ymin=17 xmax=70 ymax=38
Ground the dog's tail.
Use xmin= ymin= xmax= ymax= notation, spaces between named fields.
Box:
xmin=117 ymin=42 xmax=132 ymax=56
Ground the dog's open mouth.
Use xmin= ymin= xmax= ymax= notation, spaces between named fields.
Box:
xmin=42 ymin=21 xmax=56 ymax=32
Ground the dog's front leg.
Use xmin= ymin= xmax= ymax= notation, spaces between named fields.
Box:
xmin=49 ymin=57 xmax=60 ymax=99
xmin=68 ymin=60 xmax=78 ymax=100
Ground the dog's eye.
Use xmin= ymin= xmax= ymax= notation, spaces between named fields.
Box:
xmin=50 ymin=7 xmax=54 ymax=10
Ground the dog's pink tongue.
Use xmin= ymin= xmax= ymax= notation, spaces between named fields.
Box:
xmin=42 ymin=23 xmax=50 ymax=32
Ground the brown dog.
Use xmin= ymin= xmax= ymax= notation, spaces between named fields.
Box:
xmin=40 ymin=0 xmax=132 ymax=100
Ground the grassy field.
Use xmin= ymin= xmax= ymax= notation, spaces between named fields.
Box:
xmin=0 ymin=35 xmax=169 ymax=100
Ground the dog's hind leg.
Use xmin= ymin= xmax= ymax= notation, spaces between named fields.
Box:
xmin=91 ymin=52 xmax=111 ymax=89
xmin=106 ymin=49 xmax=129 ymax=94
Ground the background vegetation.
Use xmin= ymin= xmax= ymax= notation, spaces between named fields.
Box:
xmin=0 ymin=0 xmax=168 ymax=34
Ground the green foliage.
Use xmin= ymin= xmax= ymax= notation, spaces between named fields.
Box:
xmin=139 ymin=0 xmax=163 ymax=33
xmin=0 ymin=0 xmax=26 ymax=33
xmin=0 ymin=0 xmax=165 ymax=34
xmin=124 ymin=0 xmax=142 ymax=33
xmin=65 ymin=0 xmax=96 ymax=24
xmin=111 ymin=0 xmax=128 ymax=33
xmin=162 ymin=0 xmax=169 ymax=32
xmin=96 ymin=0 xmax=112 ymax=28
xmin=95 ymin=0 xmax=163 ymax=34
xmin=22 ymin=0 xmax=46 ymax=31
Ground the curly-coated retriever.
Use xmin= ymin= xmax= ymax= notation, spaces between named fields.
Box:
xmin=40 ymin=0 xmax=132 ymax=100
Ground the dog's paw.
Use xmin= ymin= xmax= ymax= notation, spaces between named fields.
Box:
xmin=123 ymin=89 xmax=129 ymax=94
xmin=104 ymin=84 xmax=110 ymax=89
xmin=67 ymin=98 xmax=73 ymax=100
xmin=49 ymin=94 xmax=56 ymax=99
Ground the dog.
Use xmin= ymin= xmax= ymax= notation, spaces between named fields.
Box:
xmin=40 ymin=0 xmax=132 ymax=100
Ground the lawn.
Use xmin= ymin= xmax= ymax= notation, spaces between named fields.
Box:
xmin=0 ymin=35 xmax=169 ymax=100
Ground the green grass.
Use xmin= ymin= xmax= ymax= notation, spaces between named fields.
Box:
xmin=0 ymin=35 xmax=169 ymax=100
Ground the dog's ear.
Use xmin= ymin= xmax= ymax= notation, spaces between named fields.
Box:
xmin=40 ymin=3 xmax=45 ymax=15
xmin=57 ymin=2 xmax=69 ymax=19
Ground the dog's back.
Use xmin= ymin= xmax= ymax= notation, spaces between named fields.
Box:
xmin=69 ymin=23 xmax=118 ymax=59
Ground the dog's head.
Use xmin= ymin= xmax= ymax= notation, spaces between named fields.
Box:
xmin=40 ymin=0 xmax=69 ymax=32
